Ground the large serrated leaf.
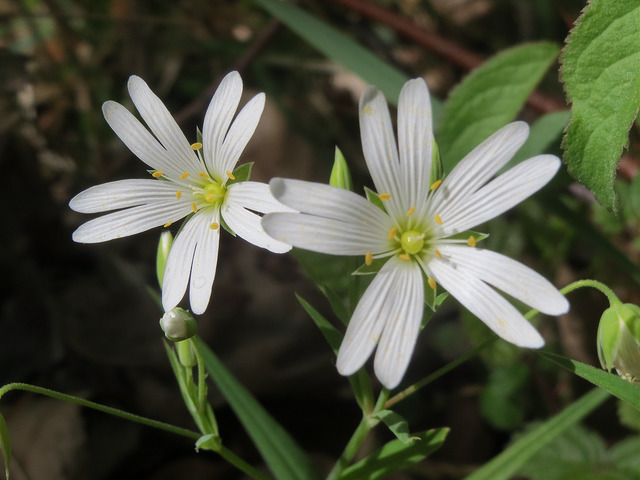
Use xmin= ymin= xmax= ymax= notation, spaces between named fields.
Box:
xmin=252 ymin=0 xmax=441 ymax=113
xmin=200 ymin=341 xmax=321 ymax=480
xmin=560 ymin=0 xmax=640 ymax=212
xmin=0 ymin=411 xmax=10 ymax=480
xmin=463 ymin=388 xmax=609 ymax=480
xmin=339 ymin=428 xmax=449 ymax=480
xmin=438 ymin=42 xmax=559 ymax=172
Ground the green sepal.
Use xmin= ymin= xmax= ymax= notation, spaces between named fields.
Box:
xmin=352 ymin=256 xmax=390 ymax=276
xmin=447 ymin=230 xmax=489 ymax=244
xmin=364 ymin=186 xmax=387 ymax=213
xmin=0 ymin=411 xmax=11 ymax=480
xmin=430 ymin=140 xmax=443 ymax=185
xmin=228 ymin=162 xmax=254 ymax=185
xmin=372 ymin=410 xmax=420 ymax=445
xmin=329 ymin=147 xmax=353 ymax=191
xmin=156 ymin=231 xmax=173 ymax=288
xmin=196 ymin=126 xmax=203 ymax=145
xmin=195 ymin=433 xmax=222 ymax=452
xmin=219 ymin=215 xmax=236 ymax=237
xmin=296 ymin=295 xmax=375 ymax=412
xmin=339 ymin=428 xmax=449 ymax=480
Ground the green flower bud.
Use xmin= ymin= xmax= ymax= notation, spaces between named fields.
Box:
xmin=329 ymin=147 xmax=353 ymax=191
xmin=160 ymin=307 xmax=197 ymax=342
xmin=156 ymin=231 xmax=173 ymax=288
xmin=597 ymin=302 xmax=640 ymax=384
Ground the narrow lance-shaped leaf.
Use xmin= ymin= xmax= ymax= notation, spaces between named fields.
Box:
xmin=372 ymin=410 xmax=419 ymax=444
xmin=199 ymin=341 xmax=321 ymax=480
xmin=339 ymin=428 xmax=449 ymax=480
xmin=560 ymin=0 xmax=640 ymax=212
xmin=438 ymin=42 xmax=559 ymax=172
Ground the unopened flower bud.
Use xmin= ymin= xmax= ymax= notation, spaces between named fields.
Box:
xmin=160 ymin=307 xmax=197 ymax=342
xmin=597 ymin=302 xmax=640 ymax=384
xmin=329 ymin=147 xmax=353 ymax=191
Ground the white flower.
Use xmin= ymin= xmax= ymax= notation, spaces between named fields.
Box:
xmin=263 ymin=78 xmax=569 ymax=389
xmin=70 ymin=72 xmax=291 ymax=315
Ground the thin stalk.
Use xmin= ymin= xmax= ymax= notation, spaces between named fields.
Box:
xmin=217 ymin=445 xmax=274 ymax=480
xmin=0 ymin=382 xmax=200 ymax=440
xmin=560 ymin=279 xmax=619 ymax=305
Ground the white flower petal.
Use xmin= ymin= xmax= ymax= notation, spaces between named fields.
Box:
xmin=226 ymin=181 xmax=295 ymax=214
xmin=127 ymin=76 xmax=202 ymax=175
xmin=397 ymin=78 xmax=433 ymax=212
xmin=337 ymin=257 xmax=407 ymax=376
xmin=189 ymin=210 xmax=221 ymax=315
xmin=431 ymin=122 xmax=529 ymax=218
xmin=430 ymin=256 xmax=545 ymax=348
xmin=222 ymin=200 xmax=291 ymax=253
xmin=102 ymin=101 xmax=185 ymax=179
xmin=438 ymin=245 xmax=569 ymax=315
xmin=72 ymin=202 xmax=191 ymax=243
xmin=69 ymin=179 xmax=179 ymax=213
xmin=162 ymin=213 xmax=202 ymax=312
xmin=373 ymin=257 xmax=424 ymax=389
xmin=359 ymin=86 xmax=405 ymax=219
xmin=262 ymin=212 xmax=391 ymax=255
xmin=217 ymin=93 xmax=265 ymax=178
xmin=441 ymin=155 xmax=561 ymax=234
xmin=269 ymin=178 xmax=393 ymax=226
xmin=202 ymin=71 xmax=243 ymax=175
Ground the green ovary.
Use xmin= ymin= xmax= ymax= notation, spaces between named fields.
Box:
xmin=203 ymin=182 xmax=226 ymax=204
xmin=400 ymin=230 xmax=424 ymax=255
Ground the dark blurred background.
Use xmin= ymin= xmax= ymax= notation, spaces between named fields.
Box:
xmin=1 ymin=1 xmax=638 ymax=479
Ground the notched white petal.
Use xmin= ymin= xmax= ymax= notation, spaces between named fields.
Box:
xmin=69 ymin=179 xmax=179 ymax=213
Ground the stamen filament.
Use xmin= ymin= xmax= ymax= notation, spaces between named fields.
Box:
xmin=152 ymin=170 xmax=163 ymax=178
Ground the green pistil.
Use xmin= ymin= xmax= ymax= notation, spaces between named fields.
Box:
xmin=400 ymin=230 xmax=424 ymax=255
xmin=203 ymin=182 xmax=226 ymax=204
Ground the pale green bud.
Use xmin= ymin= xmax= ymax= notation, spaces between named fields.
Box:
xmin=329 ymin=147 xmax=353 ymax=191
xmin=156 ymin=231 xmax=173 ymax=288
xmin=597 ymin=302 xmax=640 ymax=384
xmin=160 ymin=307 xmax=197 ymax=342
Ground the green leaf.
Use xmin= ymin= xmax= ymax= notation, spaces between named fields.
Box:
xmin=0 ymin=411 xmax=10 ymax=480
xmin=252 ymin=0 xmax=442 ymax=113
xmin=439 ymin=42 xmax=559 ymax=172
xmin=538 ymin=352 xmax=640 ymax=411
xmin=560 ymin=0 xmax=640 ymax=212
xmin=200 ymin=341 xmax=321 ymax=480
xmin=372 ymin=410 xmax=419 ymax=445
xmin=339 ymin=428 xmax=449 ymax=480
xmin=463 ymin=388 xmax=609 ymax=480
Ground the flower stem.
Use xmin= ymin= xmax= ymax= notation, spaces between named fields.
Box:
xmin=326 ymin=389 xmax=390 ymax=480
xmin=0 ymin=382 xmax=200 ymax=440
xmin=560 ymin=279 xmax=619 ymax=305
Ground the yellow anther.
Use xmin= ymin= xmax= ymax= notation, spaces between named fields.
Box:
xmin=435 ymin=249 xmax=442 ymax=259
xmin=434 ymin=214 xmax=443 ymax=225
xmin=365 ymin=251 xmax=373 ymax=266
xmin=190 ymin=142 xmax=203 ymax=150
xmin=406 ymin=206 xmax=416 ymax=216
xmin=430 ymin=179 xmax=442 ymax=191
xmin=152 ymin=170 xmax=163 ymax=178
xmin=176 ymin=190 xmax=182 ymax=199
xmin=209 ymin=223 xmax=219 ymax=230
xmin=226 ymin=170 xmax=236 ymax=180
xmin=399 ymin=254 xmax=410 ymax=261
xmin=388 ymin=226 xmax=397 ymax=240
xmin=363 ymin=105 xmax=373 ymax=115
xmin=191 ymin=202 xmax=198 ymax=213
xmin=163 ymin=221 xmax=173 ymax=228
xmin=198 ymin=172 xmax=210 ymax=178
xmin=180 ymin=172 xmax=190 ymax=180
xmin=378 ymin=193 xmax=391 ymax=201
xmin=467 ymin=235 xmax=477 ymax=247
xmin=427 ymin=278 xmax=437 ymax=290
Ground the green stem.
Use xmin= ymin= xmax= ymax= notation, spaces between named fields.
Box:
xmin=0 ymin=382 xmax=200 ymax=440
xmin=191 ymin=337 xmax=208 ymax=412
xmin=560 ymin=279 xmax=619 ymax=305
xmin=326 ymin=389 xmax=390 ymax=480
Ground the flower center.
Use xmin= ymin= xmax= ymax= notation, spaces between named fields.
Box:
xmin=400 ymin=230 xmax=424 ymax=255
xmin=202 ymin=182 xmax=226 ymax=205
